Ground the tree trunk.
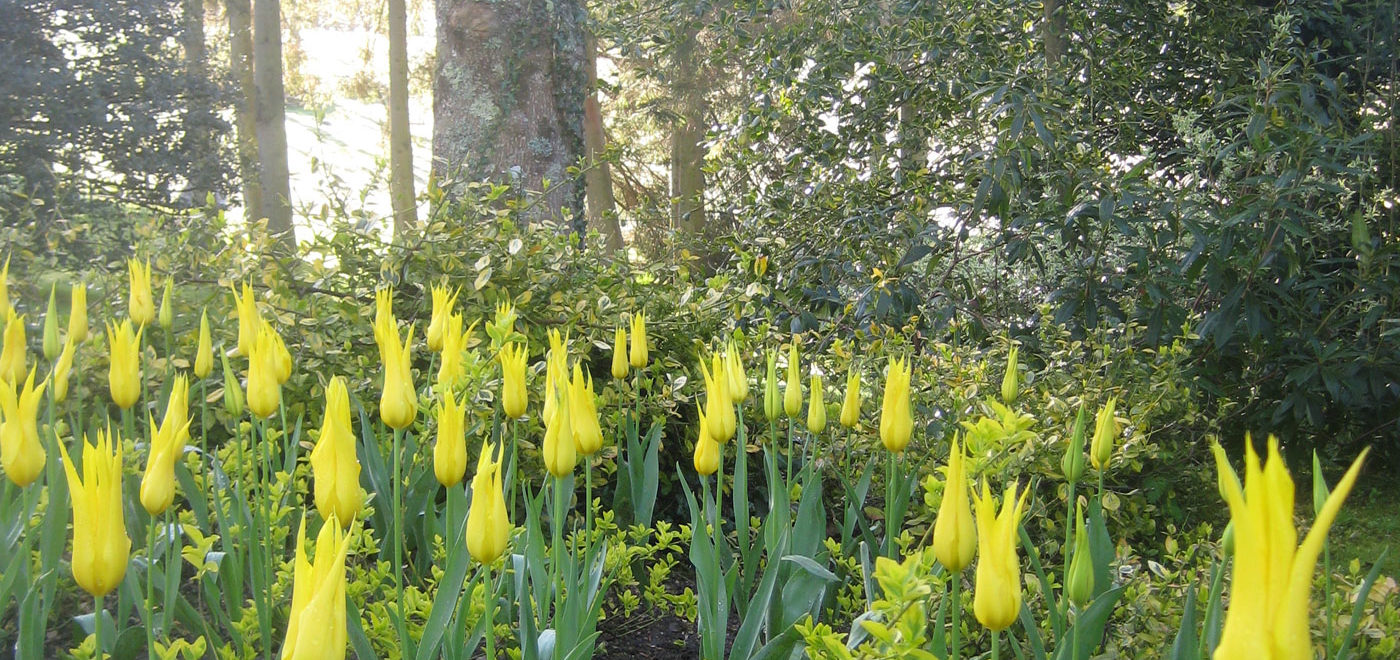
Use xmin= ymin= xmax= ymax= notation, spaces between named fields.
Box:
xmin=670 ymin=26 xmax=706 ymax=236
xmin=228 ymin=0 xmax=262 ymax=219
xmin=182 ymin=0 xmax=217 ymax=204
xmin=253 ymin=0 xmax=293 ymax=248
xmin=388 ymin=0 xmax=416 ymax=241
xmin=433 ymin=0 xmax=588 ymax=228
xmin=1042 ymin=0 xmax=1066 ymax=68
xmin=583 ymin=33 xmax=623 ymax=253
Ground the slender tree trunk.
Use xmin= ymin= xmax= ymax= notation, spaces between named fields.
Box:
xmin=670 ymin=26 xmax=706 ymax=236
xmin=1043 ymin=0 xmax=1066 ymax=68
xmin=182 ymin=0 xmax=216 ymax=204
xmin=253 ymin=0 xmax=293 ymax=248
xmin=433 ymin=0 xmax=588 ymax=228
xmin=388 ymin=0 xmax=416 ymax=241
xmin=228 ymin=0 xmax=263 ymax=218
xmin=584 ymin=34 xmax=623 ymax=252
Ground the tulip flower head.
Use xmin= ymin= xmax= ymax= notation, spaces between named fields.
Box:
xmin=1 ymin=368 xmax=47 ymax=487
xmin=313 ymin=377 xmax=364 ymax=524
xmin=106 ymin=319 xmax=143 ymax=410
xmin=701 ymin=353 xmax=735 ymax=442
xmin=1090 ymin=397 xmax=1118 ymax=471
xmin=283 ymin=514 xmax=353 ymax=660
xmin=806 ymin=372 xmax=826 ymax=434
xmin=972 ymin=479 xmax=1028 ymax=632
xmin=434 ymin=389 xmax=467 ymax=487
xmin=783 ymin=340 xmax=802 ymax=419
xmin=1060 ymin=403 xmax=1089 ymax=483
xmin=1000 ymin=345 xmax=1019 ymax=405
xmin=140 ymin=409 xmax=191 ymax=516
xmin=839 ymin=363 xmax=862 ymax=429
xmin=763 ymin=349 xmax=780 ymax=422
xmin=1210 ymin=436 xmax=1368 ymax=660
xmin=1065 ymin=501 xmax=1094 ymax=607
xmin=693 ymin=409 xmax=720 ymax=477
xmin=629 ymin=311 xmax=649 ymax=369
xmin=128 ymin=258 xmax=155 ymax=326
xmin=269 ymin=324 xmax=293 ymax=384
xmin=466 ymin=440 xmax=510 ymax=564
xmin=499 ymin=341 xmax=528 ymax=419
xmin=162 ymin=374 xmax=191 ymax=452
xmin=69 ymin=282 xmax=88 ymax=344
xmin=612 ymin=325 xmax=629 ymax=380
xmin=933 ymin=436 xmax=976 ymax=572
xmin=1 ymin=312 xmax=26 ymax=385
xmin=492 ymin=301 xmax=517 ymax=340
xmin=542 ymin=329 xmax=567 ymax=426
xmin=232 ymin=281 xmax=261 ymax=357
xmin=52 ymin=334 xmax=77 ymax=404
xmin=879 ymin=356 xmax=914 ymax=453
xmin=158 ymin=279 xmax=174 ymax=330
xmin=725 ymin=340 xmax=748 ymax=404
xmin=247 ymin=324 xmax=283 ymax=419
xmin=543 ymin=384 xmax=576 ymax=478
xmin=43 ymin=284 xmax=60 ymax=361
xmin=379 ymin=323 xmax=417 ymax=431
xmin=569 ymin=364 xmax=603 ymax=456
xmin=426 ymin=283 xmax=459 ymax=353
xmin=194 ymin=309 xmax=213 ymax=379
xmin=221 ymin=351 xmax=245 ymax=417
xmin=437 ymin=313 xmax=465 ymax=390
xmin=60 ymin=428 xmax=131 ymax=597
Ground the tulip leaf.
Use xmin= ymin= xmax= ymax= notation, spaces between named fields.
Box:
xmin=1018 ymin=602 xmax=1048 ymax=660
xmin=1336 ymin=549 xmax=1388 ymax=660
xmin=346 ymin=595 xmax=378 ymax=660
xmin=749 ymin=626 xmax=803 ymax=660
xmin=413 ymin=524 xmax=474 ymax=660
xmin=730 ymin=533 xmax=785 ymax=660
xmin=1051 ymin=586 xmax=1125 ymax=660
xmin=1167 ymin=583 xmax=1198 ymax=660
xmin=1086 ymin=499 xmax=1114 ymax=600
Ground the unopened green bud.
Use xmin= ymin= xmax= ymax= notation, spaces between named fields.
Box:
xmin=221 ymin=350 xmax=244 ymax=417
xmin=42 ymin=283 xmax=60 ymax=361
xmin=1001 ymin=344 xmax=1020 ymax=405
xmin=1061 ymin=403 xmax=1089 ymax=483
xmin=1066 ymin=501 xmax=1095 ymax=607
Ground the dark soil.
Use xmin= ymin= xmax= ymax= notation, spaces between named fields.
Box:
xmin=593 ymin=569 xmax=742 ymax=660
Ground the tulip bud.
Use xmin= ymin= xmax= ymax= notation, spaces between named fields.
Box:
xmin=629 ymin=312 xmax=649 ymax=369
xmin=466 ymin=440 xmax=510 ymax=563
xmin=972 ymin=479 xmax=1028 ymax=632
xmin=1 ymin=312 xmax=27 ymax=385
xmin=42 ymin=284 xmax=60 ymax=361
xmin=612 ymin=325 xmax=629 ymax=379
xmin=59 ymin=428 xmax=131 ymax=597
xmin=283 ymin=513 xmax=353 ymax=659
xmin=839 ymin=363 xmax=861 ymax=429
xmin=426 ymin=283 xmax=458 ymax=353
xmin=434 ymin=389 xmax=467 ymax=487
xmin=783 ymin=341 xmax=802 ymax=419
xmin=105 ymin=320 xmax=143 ymax=410
xmin=1060 ymin=403 xmax=1089 ymax=484
xmin=68 ymin=282 xmax=88 ymax=344
xmin=725 ymin=341 xmax=748 ymax=404
xmin=499 ymin=341 xmax=528 ymax=419
xmin=220 ymin=352 xmax=244 ymax=417
xmin=379 ymin=323 xmax=417 ymax=431
xmin=1065 ymin=501 xmax=1094 ymax=607
xmin=1000 ymin=345 xmax=1019 ymax=405
xmin=879 ymin=357 xmax=914 ymax=453
xmin=1 ymin=367 xmax=47 ymax=487
xmin=141 ymin=410 xmax=190 ymax=516
xmin=313 ymin=377 xmax=363 ymax=524
xmin=543 ymin=385 xmax=576 ymax=478
xmin=762 ymin=349 xmax=780 ymax=423
xmin=193 ymin=309 xmax=213 ymax=379
xmin=158 ymin=279 xmax=174 ymax=331
xmin=231 ymin=282 xmax=260 ymax=357
xmin=1089 ymin=397 xmax=1118 ymax=471
xmin=128 ymin=258 xmax=155 ymax=326
xmin=1311 ymin=451 xmax=1330 ymax=516
xmin=693 ymin=408 xmax=719 ymax=476
xmin=52 ymin=335 xmax=77 ymax=404
xmin=702 ymin=353 xmax=735 ymax=442
xmin=933 ymin=436 xmax=976 ymax=572
xmin=806 ymin=372 xmax=826 ymax=434
xmin=247 ymin=325 xmax=282 ymax=419
xmin=569 ymin=364 xmax=603 ymax=456
xmin=542 ymin=329 xmax=567 ymax=426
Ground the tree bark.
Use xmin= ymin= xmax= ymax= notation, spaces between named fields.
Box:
xmin=182 ymin=0 xmax=216 ymax=204
xmin=670 ymin=26 xmax=706 ymax=236
xmin=433 ymin=0 xmax=588 ymax=228
xmin=388 ymin=0 xmax=416 ymax=241
xmin=253 ymin=0 xmax=293 ymax=248
xmin=228 ymin=0 xmax=263 ymax=219
xmin=583 ymin=33 xmax=623 ymax=253
xmin=1042 ymin=0 xmax=1066 ymax=68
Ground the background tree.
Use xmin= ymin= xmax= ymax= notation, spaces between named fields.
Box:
xmin=227 ymin=0 xmax=263 ymax=219
xmin=388 ymin=0 xmax=416 ymax=240
xmin=253 ymin=0 xmax=294 ymax=247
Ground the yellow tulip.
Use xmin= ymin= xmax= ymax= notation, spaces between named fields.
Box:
xmin=629 ymin=312 xmax=648 ymax=369
xmin=231 ymin=282 xmax=261 ymax=357
xmin=128 ymin=258 xmax=155 ymax=326
xmin=1 ymin=312 xmax=26 ymax=385
xmin=372 ymin=288 xmax=395 ymax=362
xmin=762 ymin=349 xmax=780 ymax=422
xmin=543 ymin=383 xmax=576 ymax=478
xmin=933 ymin=436 xmax=976 ymax=572
xmin=260 ymin=320 xmax=293 ymax=384
xmin=1089 ymin=397 xmax=1118 ymax=471
xmin=693 ymin=409 xmax=720 ymax=477
xmin=466 ymin=440 xmax=510 ymax=564
xmin=701 ymin=353 xmax=735 ymax=442
xmin=158 ymin=279 xmax=174 ymax=331
xmin=499 ymin=341 xmax=528 ymax=419
xmin=163 ymin=374 xmax=191 ymax=452
xmin=725 ymin=340 xmax=748 ymax=404
xmin=106 ymin=319 xmax=143 ymax=410
xmin=1 ymin=368 xmax=47 ymax=487
xmin=283 ymin=514 xmax=353 ymax=660
xmin=52 ymin=335 xmax=76 ymax=404
xmin=839 ymin=363 xmax=861 ymax=429
xmin=806 ymin=372 xmax=826 ymax=434
xmin=193 ymin=309 xmax=213 ymax=379
xmin=379 ymin=323 xmax=417 ymax=431
xmin=492 ymin=300 xmax=517 ymax=337
xmin=879 ymin=357 xmax=914 ymax=453
xmin=43 ymin=284 xmax=60 ymax=361
xmin=69 ymin=282 xmax=88 ymax=344
xmin=437 ymin=313 xmax=464 ymax=390
xmin=569 ymin=364 xmax=603 ymax=456
xmin=433 ymin=389 xmax=467 ymax=488
xmin=542 ymin=329 xmax=567 ymax=426
xmin=60 ymin=428 xmax=131 ymax=597
xmin=1210 ymin=436 xmax=1368 ymax=660
xmin=426 ymin=283 xmax=458 ymax=353
xmin=783 ymin=340 xmax=802 ymax=419
xmin=247 ymin=324 xmax=283 ymax=419
xmin=142 ymin=376 xmax=193 ymax=514
xmin=611 ymin=325 xmax=629 ymax=379
xmin=971 ymin=479 xmax=1028 ymax=632
xmin=313 ymin=377 xmax=363 ymax=524
xmin=1065 ymin=501 xmax=1094 ymax=607
xmin=1000 ymin=345 xmax=1019 ymax=406
xmin=220 ymin=352 xmax=245 ymax=417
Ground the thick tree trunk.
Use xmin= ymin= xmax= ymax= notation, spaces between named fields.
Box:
xmin=433 ymin=0 xmax=588 ymax=228
xmin=182 ymin=0 xmax=216 ymax=204
xmin=670 ymin=26 xmax=706 ymax=236
xmin=583 ymin=34 xmax=623 ymax=253
xmin=228 ymin=0 xmax=262 ymax=218
xmin=388 ymin=0 xmax=416 ymax=241
xmin=1042 ymin=0 xmax=1066 ymax=68
xmin=253 ymin=0 xmax=293 ymax=248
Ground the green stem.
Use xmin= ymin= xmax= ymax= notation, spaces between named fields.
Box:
xmin=1072 ymin=605 xmax=1081 ymax=660
xmin=767 ymin=418 xmax=778 ymax=512
xmin=949 ymin=573 xmax=962 ymax=660
xmin=551 ymin=475 xmax=566 ymax=618
xmin=254 ymin=416 xmax=273 ymax=660
xmin=483 ymin=571 xmax=497 ymax=660
xmin=1096 ymin=470 xmax=1104 ymax=504
xmin=147 ymin=512 xmax=158 ymax=652
xmin=121 ymin=407 xmax=135 ymax=450
xmin=785 ymin=419 xmax=794 ymax=484
xmin=885 ymin=451 xmax=896 ymax=558
xmin=392 ymin=425 xmax=409 ymax=654
xmin=93 ymin=593 xmax=103 ymax=659
xmin=991 ymin=629 xmax=1000 ymax=660
xmin=584 ymin=458 xmax=594 ymax=573
xmin=1063 ymin=480 xmax=1076 ymax=625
